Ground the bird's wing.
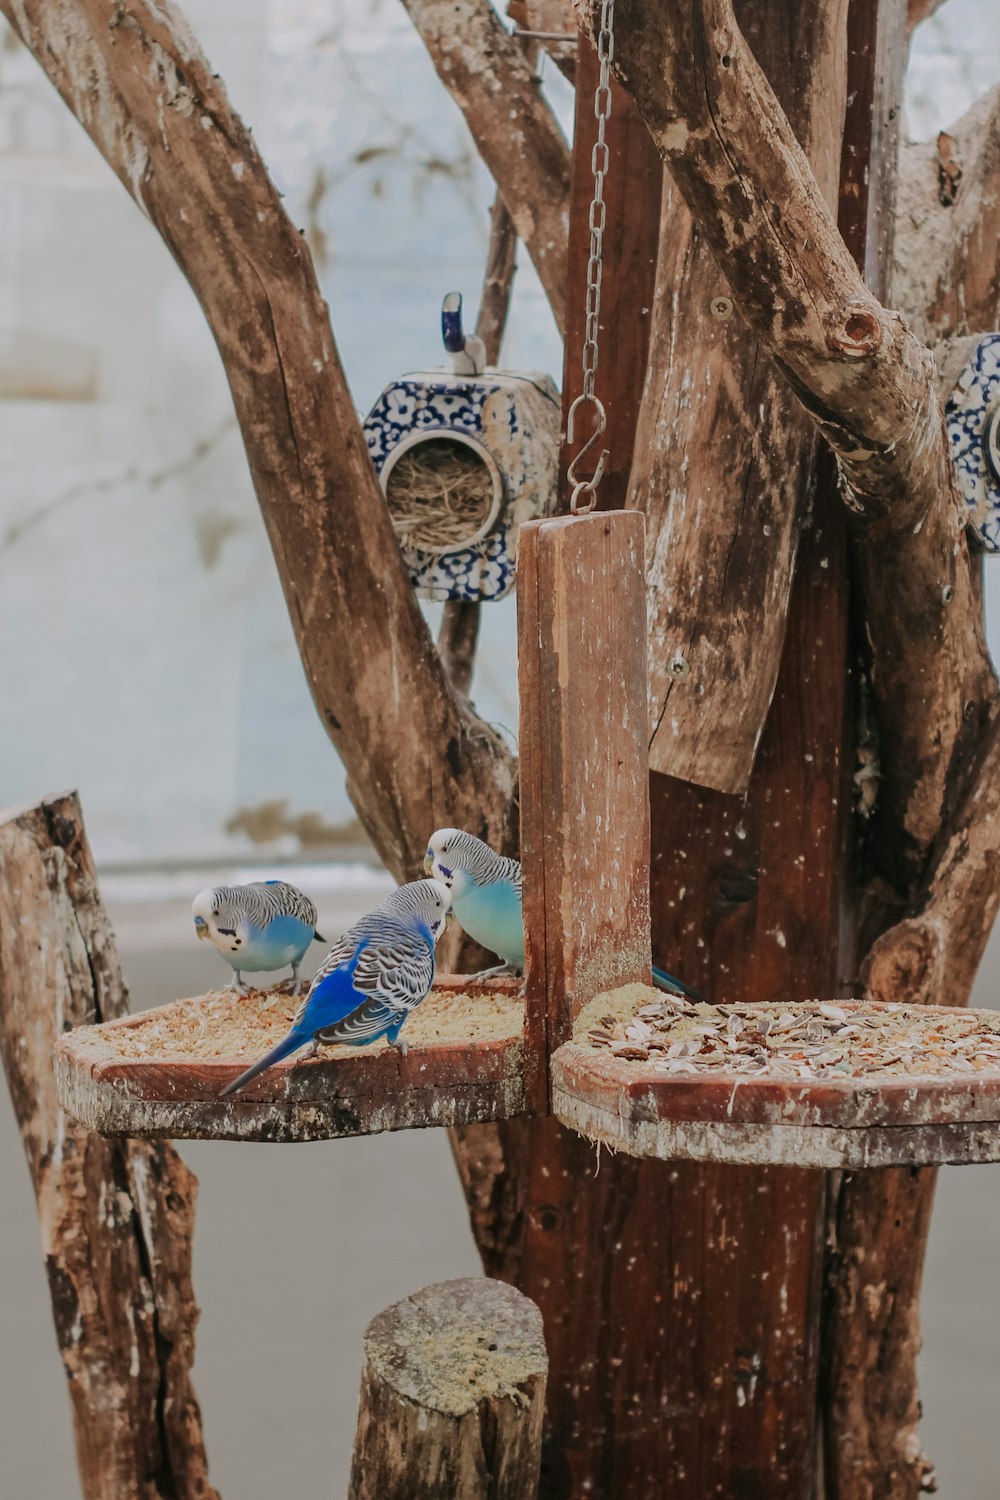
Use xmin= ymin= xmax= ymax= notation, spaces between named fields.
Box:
xmin=292 ymin=935 xmax=357 ymax=1029
xmin=351 ymin=931 xmax=435 ymax=1012
xmin=313 ymin=996 xmax=403 ymax=1046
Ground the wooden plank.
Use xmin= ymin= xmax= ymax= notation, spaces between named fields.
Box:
xmin=558 ymin=39 xmax=662 ymax=511
xmin=349 ymin=1278 xmax=547 ymax=1500
xmin=517 ymin=511 xmax=651 ymax=1111
xmin=552 ymin=1090 xmax=1000 ymax=1170
xmin=55 ymin=977 xmax=527 ymax=1142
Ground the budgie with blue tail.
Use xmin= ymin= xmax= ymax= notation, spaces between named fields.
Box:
xmin=425 ymin=827 xmax=704 ymax=999
xmin=219 ymin=878 xmax=451 ymax=1098
xmin=192 ymin=881 xmax=324 ymax=996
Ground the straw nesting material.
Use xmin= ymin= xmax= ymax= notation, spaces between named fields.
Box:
xmin=385 ymin=438 xmax=495 ymax=550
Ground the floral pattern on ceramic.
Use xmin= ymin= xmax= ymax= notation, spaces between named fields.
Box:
xmin=945 ymin=333 xmax=1000 ymax=553
xmin=363 ymin=369 xmax=561 ymax=601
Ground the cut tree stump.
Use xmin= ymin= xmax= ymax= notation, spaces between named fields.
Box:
xmin=349 ymin=1277 xmax=547 ymax=1500
xmin=0 ymin=793 xmax=216 ymax=1500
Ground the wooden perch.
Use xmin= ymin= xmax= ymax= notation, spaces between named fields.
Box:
xmin=635 ymin=3 xmax=846 ymax=792
xmin=0 ymin=793 xmax=216 ymax=1500
xmin=400 ymin=0 xmax=571 ymax=334
xmin=582 ymin=0 xmax=996 ymax=884
xmin=0 ymin=0 xmax=516 ymax=880
xmin=349 ymin=1277 xmax=547 ymax=1499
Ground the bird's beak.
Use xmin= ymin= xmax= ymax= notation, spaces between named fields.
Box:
xmin=423 ymin=852 xmax=434 ymax=875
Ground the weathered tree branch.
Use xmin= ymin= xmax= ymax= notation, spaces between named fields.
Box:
xmin=906 ymin=0 xmax=949 ymax=40
xmin=0 ymin=0 xmax=517 ymax=879
xmin=400 ymin=0 xmax=571 ymax=334
xmin=0 ymin=793 xmax=216 ymax=1500
xmin=584 ymin=0 xmax=996 ymax=883
xmin=864 ymin=704 xmax=1000 ymax=1006
xmin=895 ymin=84 xmax=1000 ymax=344
xmin=437 ymin=193 xmax=518 ymax=697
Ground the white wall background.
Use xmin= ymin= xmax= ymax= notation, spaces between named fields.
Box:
xmin=0 ymin=0 xmax=568 ymax=866
xmin=0 ymin=2 xmax=997 ymax=870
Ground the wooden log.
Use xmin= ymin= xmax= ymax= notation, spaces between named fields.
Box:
xmin=517 ymin=511 xmax=652 ymax=1108
xmin=637 ymin=0 xmax=847 ymax=793
xmin=0 ymin=793 xmax=216 ymax=1500
xmin=349 ymin=1278 xmax=547 ymax=1500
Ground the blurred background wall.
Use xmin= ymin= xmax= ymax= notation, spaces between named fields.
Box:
xmin=1 ymin=3 xmax=999 ymax=1497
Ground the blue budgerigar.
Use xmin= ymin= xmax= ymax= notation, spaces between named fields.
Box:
xmin=425 ymin=827 xmax=705 ymax=998
xmin=219 ymin=878 xmax=451 ymax=1098
xmin=192 ymin=880 xmax=325 ymax=996
xmin=425 ymin=828 xmax=524 ymax=976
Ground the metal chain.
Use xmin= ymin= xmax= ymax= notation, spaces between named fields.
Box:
xmin=566 ymin=0 xmax=615 ymax=515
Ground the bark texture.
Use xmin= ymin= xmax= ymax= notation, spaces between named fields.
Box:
xmin=400 ymin=0 xmax=571 ymax=333
xmin=0 ymin=0 xmax=516 ymax=881
xmin=634 ymin=0 xmax=846 ymax=793
xmin=517 ymin=513 xmax=651 ymax=1110
xmin=0 ymin=793 xmax=215 ymax=1500
xmin=584 ymin=0 xmax=997 ymax=884
xmin=348 ymin=1278 xmax=547 ymax=1500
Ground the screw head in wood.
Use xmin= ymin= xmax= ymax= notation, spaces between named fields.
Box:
xmin=668 ymin=652 xmax=691 ymax=680
xmin=710 ymin=296 xmax=734 ymax=321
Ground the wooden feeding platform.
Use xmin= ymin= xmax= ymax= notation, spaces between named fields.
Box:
xmin=48 ymin=514 xmax=1000 ymax=1169
xmin=551 ymin=985 xmax=1000 ymax=1169
xmin=55 ymin=975 xmax=525 ymax=1143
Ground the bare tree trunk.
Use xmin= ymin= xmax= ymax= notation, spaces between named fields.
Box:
xmin=0 ymin=793 xmax=215 ymax=1500
xmin=349 ymin=1278 xmax=547 ymax=1500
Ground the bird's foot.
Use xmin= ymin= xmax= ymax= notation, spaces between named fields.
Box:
xmin=227 ymin=973 xmax=250 ymax=996
xmin=389 ymin=1037 xmax=408 ymax=1059
xmin=302 ymin=1039 xmax=320 ymax=1061
xmin=465 ymin=963 xmax=521 ymax=981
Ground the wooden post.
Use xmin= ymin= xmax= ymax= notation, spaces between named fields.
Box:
xmin=349 ymin=1278 xmax=547 ymax=1500
xmin=0 ymin=793 xmax=216 ymax=1500
xmin=517 ymin=510 xmax=652 ymax=1110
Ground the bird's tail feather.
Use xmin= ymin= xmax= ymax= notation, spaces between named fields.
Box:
xmin=652 ymin=963 xmax=707 ymax=1005
xmin=219 ymin=1028 xmax=309 ymax=1099
xmin=313 ymin=931 xmax=326 ymax=944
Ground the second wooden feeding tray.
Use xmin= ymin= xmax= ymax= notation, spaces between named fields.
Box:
xmin=55 ymin=976 xmax=526 ymax=1143
xmin=551 ymin=985 xmax=1000 ymax=1169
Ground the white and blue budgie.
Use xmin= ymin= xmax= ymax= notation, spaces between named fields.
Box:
xmin=425 ymin=828 xmax=525 ymax=976
xmin=425 ymin=827 xmax=704 ymax=999
xmin=192 ymin=880 xmax=324 ymax=996
xmin=219 ymin=878 xmax=451 ymax=1098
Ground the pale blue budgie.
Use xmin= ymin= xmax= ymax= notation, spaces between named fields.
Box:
xmin=425 ymin=828 xmax=524 ymax=976
xmin=425 ymin=827 xmax=704 ymax=999
xmin=192 ymin=881 xmax=324 ymax=996
xmin=219 ymin=878 xmax=451 ymax=1098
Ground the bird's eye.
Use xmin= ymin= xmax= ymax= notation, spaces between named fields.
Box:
xmin=211 ymin=907 xmax=219 ymax=917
